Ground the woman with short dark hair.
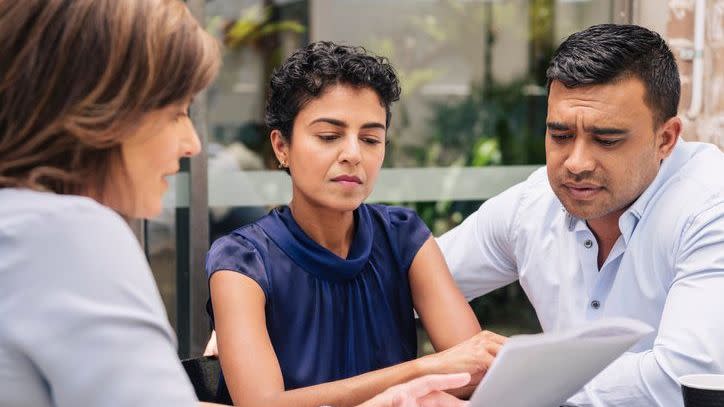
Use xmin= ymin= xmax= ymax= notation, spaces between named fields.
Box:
xmin=207 ymin=42 xmax=503 ymax=407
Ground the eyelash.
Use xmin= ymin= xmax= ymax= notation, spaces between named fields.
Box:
xmin=318 ymin=134 xmax=339 ymax=142
xmin=596 ymin=139 xmax=621 ymax=147
xmin=549 ymin=134 xmax=621 ymax=147
xmin=549 ymin=133 xmax=572 ymax=142
xmin=317 ymin=134 xmax=383 ymax=145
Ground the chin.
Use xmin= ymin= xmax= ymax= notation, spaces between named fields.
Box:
xmin=142 ymin=205 xmax=163 ymax=219
xmin=321 ymin=196 xmax=365 ymax=213
xmin=561 ymin=202 xmax=614 ymax=221
xmin=131 ymin=201 xmax=163 ymax=220
xmin=333 ymin=201 xmax=364 ymax=213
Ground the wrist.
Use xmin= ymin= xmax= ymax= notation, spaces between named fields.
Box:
xmin=415 ymin=353 xmax=441 ymax=376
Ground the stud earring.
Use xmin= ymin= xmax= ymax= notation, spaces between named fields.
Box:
xmin=278 ymin=160 xmax=287 ymax=169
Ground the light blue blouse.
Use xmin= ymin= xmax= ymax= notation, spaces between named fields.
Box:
xmin=0 ymin=189 xmax=196 ymax=407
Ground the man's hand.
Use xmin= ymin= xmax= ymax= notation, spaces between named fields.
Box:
xmin=357 ymin=373 xmax=471 ymax=407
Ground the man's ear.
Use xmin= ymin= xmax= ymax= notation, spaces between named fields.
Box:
xmin=656 ymin=116 xmax=681 ymax=161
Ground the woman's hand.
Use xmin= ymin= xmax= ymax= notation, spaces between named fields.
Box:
xmin=420 ymin=330 xmax=507 ymax=393
xmin=356 ymin=373 xmax=471 ymax=407
xmin=406 ymin=237 xmax=506 ymax=393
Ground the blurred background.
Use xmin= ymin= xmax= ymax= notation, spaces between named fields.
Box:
xmin=132 ymin=0 xmax=724 ymax=358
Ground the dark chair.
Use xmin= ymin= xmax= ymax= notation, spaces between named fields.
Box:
xmin=181 ymin=356 xmax=233 ymax=405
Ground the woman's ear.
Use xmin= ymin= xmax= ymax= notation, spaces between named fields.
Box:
xmin=270 ymin=129 xmax=289 ymax=167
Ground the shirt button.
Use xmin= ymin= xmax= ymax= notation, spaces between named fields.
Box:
xmin=591 ymin=300 xmax=601 ymax=309
xmin=584 ymin=239 xmax=593 ymax=248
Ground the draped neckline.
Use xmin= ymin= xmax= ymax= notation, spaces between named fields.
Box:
xmin=257 ymin=205 xmax=373 ymax=282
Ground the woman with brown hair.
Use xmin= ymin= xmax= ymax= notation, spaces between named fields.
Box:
xmin=0 ymin=0 xmax=220 ymax=405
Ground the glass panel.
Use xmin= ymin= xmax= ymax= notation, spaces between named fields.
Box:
xmin=150 ymin=0 xmax=617 ymax=353
xmin=147 ymin=208 xmax=178 ymax=330
xmin=205 ymin=0 xmax=309 ymax=241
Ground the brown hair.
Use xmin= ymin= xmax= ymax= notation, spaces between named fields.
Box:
xmin=0 ymin=0 xmax=220 ymax=196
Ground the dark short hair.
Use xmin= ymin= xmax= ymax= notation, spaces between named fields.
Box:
xmin=546 ymin=24 xmax=680 ymax=126
xmin=265 ymin=41 xmax=401 ymax=141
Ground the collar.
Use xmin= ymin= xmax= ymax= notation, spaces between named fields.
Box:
xmin=257 ymin=204 xmax=373 ymax=282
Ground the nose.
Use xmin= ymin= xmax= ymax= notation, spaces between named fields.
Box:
xmin=338 ymin=135 xmax=361 ymax=165
xmin=181 ymin=126 xmax=202 ymax=158
xmin=563 ymin=138 xmax=596 ymax=175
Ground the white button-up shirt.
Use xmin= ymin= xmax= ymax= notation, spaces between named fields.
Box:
xmin=438 ymin=139 xmax=724 ymax=406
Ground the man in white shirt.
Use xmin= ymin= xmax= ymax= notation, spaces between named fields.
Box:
xmin=438 ymin=24 xmax=724 ymax=406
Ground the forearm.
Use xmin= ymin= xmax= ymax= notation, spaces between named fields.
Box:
xmin=236 ymin=357 xmax=438 ymax=407
xmin=564 ymin=351 xmax=681 ymax=407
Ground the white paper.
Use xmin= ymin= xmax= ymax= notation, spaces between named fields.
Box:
xmin=469 ymin=318 xmax=653 ymax=407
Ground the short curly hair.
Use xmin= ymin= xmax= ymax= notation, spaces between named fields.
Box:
xmin=265 ymin=41 xmax=401 ymax=142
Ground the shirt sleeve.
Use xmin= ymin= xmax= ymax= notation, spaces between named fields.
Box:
xmin=6 ymin=205 xmax=197 ymax=407
xmin=565 ymin=201 xmax=724 ymax=406
xmin=386 ymin=206 xmax=432 ymax=272
xmin=205 ymin=233 xmax=269 ymax=297
xmin=436 ymin=180 xmax=523 ymax=300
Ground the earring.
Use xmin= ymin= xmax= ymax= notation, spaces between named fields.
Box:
xmin=278 ymin=160 xmax=287 ymax=169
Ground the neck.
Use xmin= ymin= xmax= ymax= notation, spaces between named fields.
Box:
xmin=586 ymin=208 xmax=625 ymax=268
xmin=83 ymin=174 xmax=133 ymax=217
xmin=288 ymin=198 xmax=356 ymax=259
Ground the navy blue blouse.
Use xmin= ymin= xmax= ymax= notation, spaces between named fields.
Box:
xmin=205 ymin=204 xmax=431 ymax=390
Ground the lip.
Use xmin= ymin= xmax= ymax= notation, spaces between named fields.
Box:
xmin=331 ymin=175 xmax=362 ymax=184
xmin=563 ymin=183 xmax=603 ymax=200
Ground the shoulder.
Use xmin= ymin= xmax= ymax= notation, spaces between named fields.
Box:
xmin=206 ymin=216 xmax=272 ymax=280
xmin=486 ymin=167 xmax=556 ymax=207
xmin=0 ymin=190 xmax=170 ymax=340
xmin=650 ymin=141 xmax=724 ymax=227
xmin=1 ymin=188 xmax=129 ymax=235
xmin=206 ymin=217 xmax=272 ymax=297
xmin=365 ymin=203 xmax=420 ymax=223
xmin=364 ymin=204 xmax=430 ymax=236
xmin=477 ymin=166 xmax=561 ymax=226
xmin=208 ymin=212 xmax=274 ymax=258
xmin=667 ymin=141 xmax=724 ymax=200
xmin=208 ymin=227 xmax=262 ymax=262
xmin=514 ymin=166 xmax=559 ymax=209
xmin=0 ymin=189 xmax=141 ymax=267
xmin=365 ymin=204 xmax=431 ymax=267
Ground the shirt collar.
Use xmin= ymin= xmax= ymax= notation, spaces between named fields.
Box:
xmin=620 ymin=137 xmax=689 ymax=243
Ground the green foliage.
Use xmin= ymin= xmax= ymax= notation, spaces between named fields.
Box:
xmin=428 ymin=78 xmax=546 ymax=167
xmin=470 ymin=284 xmax=542 ymax=335
xmin=471 ymin=138 xmax=502 ymax=167
xmin=208 ymin=5 xmax=305 ymax=51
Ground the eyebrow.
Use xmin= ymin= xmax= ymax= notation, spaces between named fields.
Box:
xmin=309 ymin=117 xmax=386 ymax=130
xmin=546 ymin=121 xmax=629 ymax=136
xmin=546 ymin=121 xmax=570 ymax=132
xmin=589 ymin=126 xmax=629 ymax=136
